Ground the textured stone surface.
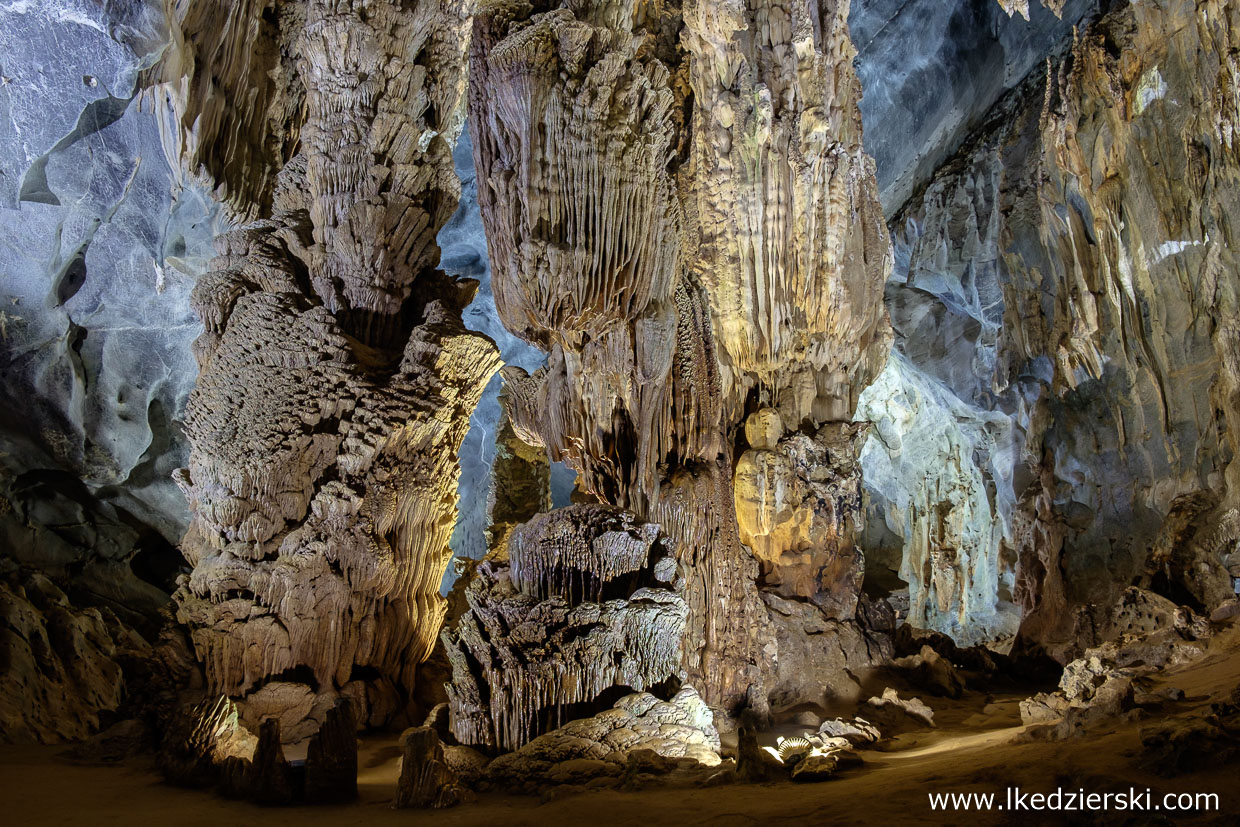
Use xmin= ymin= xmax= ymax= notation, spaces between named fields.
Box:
xmin=0 ymin=572 xmax=141 ymax=743
xmin=761 ymin=591 xmax=892 ymax=709
xmin=396 ymin=726 xmax=467 ymax=809
xmin=858 ymin=0 xmax=1240 ymax=654
xmin=163 ymin=0 xmax=501 ymax=738
xmin=481 ymin=687 xmax=721 ymax=792
xmin=444 ymin=505 xmax=687 ymax=751
xmin=469 ymin=0 xmax=891 ymax=713
xmin=1019 ymin=588 xmax=1214 ymax=739
xmin=0 ymin=0 xmax=222 ymax=622
xmin=850 ymin=0 xmax=1098 ymax=213
xmin=6 ymin=1 xmax=1240 ymax=759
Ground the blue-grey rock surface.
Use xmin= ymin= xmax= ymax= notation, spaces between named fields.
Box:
xmin=851 ymin=0 xmax=1098 ymax=214
xmin=0 ymin=0 xmax=220 ymax=620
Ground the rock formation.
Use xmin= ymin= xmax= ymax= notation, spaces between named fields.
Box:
xmin=0 ymin=0 xmax=221 ymax=628
xmin=480 ymin=687 xmax=721 ymax=792
xmin=0 ymin=571 xmax=140 ymax=743
xmin=859 ymin=0 xmax=1240 ymax=654
xmin=484 ymin=369 xmax=553 ymax=553
xmin=1018 ymin=587 xmax=1215 ymax=738
xmin=444 ymin=505 xmax=687 ymax=750
xmin=159 ymin=0 xmax=500 ymax=738
xmin=469 ymin=0 xmax=891 ymax=712
xmin=6 ymin=4 xmax=1240 ymax=818
xmin=395 ymin=726 xmax=470 ymax=808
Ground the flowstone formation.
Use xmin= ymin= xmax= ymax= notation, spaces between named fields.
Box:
xmin=160 ymin=0 xmax=499 ymax=738
xmin=481 ymin=687 xmax=721 ymax=791
xmin=444 ymin=505 xmax=688 ymax=751
xmin=858 ymin=0 xmax=1240 ymax=653
xmin=468 ymin=0 xmax=891 ymax=712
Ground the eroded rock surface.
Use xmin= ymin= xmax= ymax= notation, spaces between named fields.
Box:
xmin=469 ymin=0 xmax=891 ymax=713
xmin=481 ymin=687 xmax=721 ymax=793
xmin=162 ymin=0 xmax=500 ymax=738
xmin=0 ymin=572 xmax=144 ymax=743
xmin=859 ymin=0 xmax=1240 ymax=653
xmin=444 ymin=505 xmax=687 ymax=751
xmin=0 ymin=0 xmax=222 ymax=623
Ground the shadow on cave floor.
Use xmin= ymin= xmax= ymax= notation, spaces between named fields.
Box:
xmin=3 ymin=623 xmax=1239 ymax=825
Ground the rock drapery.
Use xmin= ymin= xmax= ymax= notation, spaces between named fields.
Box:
xmin=160 ymin=0 xmax=500 ymax=737
xmin=468 ymin=0 xmax=891 ymax=711
xmin=443 ymin=505 xmax=688 ymax=751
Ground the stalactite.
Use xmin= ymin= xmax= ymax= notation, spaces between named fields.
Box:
xmin=443 ymin=505 xmax=687 ymax=751
xmin=468 ymin=0 xmax=891 ymax=712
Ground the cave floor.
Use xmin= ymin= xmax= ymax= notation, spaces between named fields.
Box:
xmin=4 ymin=624 xmax=1238 ymax=826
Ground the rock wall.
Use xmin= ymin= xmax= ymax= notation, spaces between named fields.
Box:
xmin=851 ymin=0 xmax=1098 ymax=213
xmin=859 ymin=0 xmax=1240 ymax=655
xmin=0 ymin=572 xmax=135 ymax=743
xmin=0 ymin=0 xmax=221 ymax=623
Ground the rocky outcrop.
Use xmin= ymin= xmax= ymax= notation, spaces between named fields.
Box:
xmin=735 ymin=417 xmax=870 ymax=617
xmin=444 ymin=505 xmax=687 ymax=751
xmin=863 ymin=687 xmax=935 ymax=732
xmin=0 ymin=572 xmax=146 ymax=743
xmin=761 ymin=592 xmax=892 ymax=709
xmin=160 ymin=695 xmax=259 ymax=787
xmin=1018 ymin=588 xmax=1215 ymax=737
xmin=395 ymin=726 xmax=469 ymax=809
xmin=480 ymin=687 xmax=721 ymax=792
xmin=161 ymin=0 xmax=500 ymax=739
xmin=859 ymin=0 xmax=1240 ymax=653
xmin=469 ymin=0 xmax=891 ymax=712
xmin=851 ymin=0 xmax=1097 ymax=213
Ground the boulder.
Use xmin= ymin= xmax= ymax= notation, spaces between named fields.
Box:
xmin=864 ymin=688 xmax=935 ymax=732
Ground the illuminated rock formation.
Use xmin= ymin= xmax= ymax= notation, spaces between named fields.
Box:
xmin=481 ymin=687 xmax=721 ymax=790
xmin=161 ymin=0 xmax=499 ymax=737
xmin=468 ymin=0 xmax=891 ymax=711
xmin=859 ymin=0 xmax=1240 ymax=653
xmin=443 ymin=505 xmax=687 ymax=751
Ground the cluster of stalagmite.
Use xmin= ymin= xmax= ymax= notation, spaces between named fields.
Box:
xmin=160 ymin=0 xmax=499 ymax=738
xmin=443 ymin=505 xmax=687 ymax=751
xmin=470 ymin=0 xmax=890 ymax=712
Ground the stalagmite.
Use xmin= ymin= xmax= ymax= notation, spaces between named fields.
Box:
xmin=395 ymin=726 xmax=468 ymax=808
xmin=468 ymin=0 xmax=891 ymax=713
xmin=159 ymin=0 xmax=500 ymax=739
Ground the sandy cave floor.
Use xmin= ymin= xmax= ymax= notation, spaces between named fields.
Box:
xmin=3 ymin=625 xmax=1239 ymax=826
